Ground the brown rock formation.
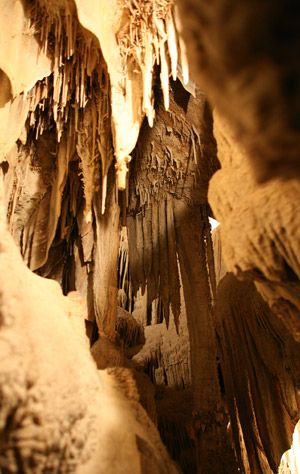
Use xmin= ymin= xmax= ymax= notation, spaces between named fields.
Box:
xmin=1 ymin=0 xmax=300 ymax=473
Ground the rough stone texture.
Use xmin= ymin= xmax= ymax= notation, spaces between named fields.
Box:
xmin=85 ymin=368 xmax=181 ymax=474
xmin=126 ymin=80 xmax=238 ymax=473
xmin=177 ymin=0 xmax=300 ymax=183
xmin=127 ymin=80 xmax=218 ymax=327
xmin=1 ymin=0 xmax=300 ymax=472
xmin=156 ymin=388 xmax=196 ymax=474
xmin=132 ymin=300 xmax=191 ymax=389
xmin=215 ymin=273 xmax=300 ymax=473
xmin=209 ymin=112 xmax=300 ymax=342
xmin=176 ymin=0 xmax=300 ymax=350
xmin=116 ymin=306 xmax=145 ymax=358
xmin=91 ymin=335 xmax=126 ymax=370
xmin=0 ymin=183 xmax=180 ymax=473
xmin=175 ymin=2 xmax=300 ymax=469
xmin=0 ymin=191 xmax=99 ymax=471
xmin=211 ymin=203 xmax=300 ymax=474
xmin=132 ymin=371 xmax=158 ymax=426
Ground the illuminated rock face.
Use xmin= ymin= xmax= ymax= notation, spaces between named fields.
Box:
xmin=0 ymin=185 xmax=180 ymax=472
xmin=0 ymin=1 xmax=186 ymax=472
xmin=1 ymin=0 xmax=300 ymax=473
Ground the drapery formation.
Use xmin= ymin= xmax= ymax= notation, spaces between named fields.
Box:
xmin=216 ymin=273 xmax=300 ymax=473
xmin=127 ymin=82 xmax=218 ymax=329
xmin=1 ymin=0 xmax=300 ymax=473
xmin=0 ymin=0 xmax=189 ymax=336
xmin=126 ymin=82 xmax=236 ymax=472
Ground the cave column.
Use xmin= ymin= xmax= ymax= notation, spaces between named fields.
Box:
xmin=92 ymin=175 xmax=120 ymax=340
xmin=174 ymin=200 xmax=223 ymax=472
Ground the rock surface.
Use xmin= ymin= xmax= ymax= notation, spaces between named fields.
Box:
xmin=1 ymin=0 xmax=300 ymax=472
xmin=0 ymin=182 xmax=180 ymax=473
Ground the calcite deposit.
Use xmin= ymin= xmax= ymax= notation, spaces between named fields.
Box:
xmin=1 ymin=0 xmax=300 ymax=473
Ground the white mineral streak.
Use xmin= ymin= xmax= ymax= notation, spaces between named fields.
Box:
xmin=101 ymin=174 xmax=108 ymax=215
xmin=142 ymin=32 xmax=156 ymax=128
xmin=160 ymin=43 xmax=170 ymax=110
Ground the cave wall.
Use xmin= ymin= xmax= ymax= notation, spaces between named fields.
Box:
xmin=175 ymin=0 xmax=300 ymax=470
xmin=0 ymin=0 xmax=191 ymax=472
xmin=216 ymin=272 xmax=300 ymax=473
xmin=1 ymin=0 xmax=300 ymax=473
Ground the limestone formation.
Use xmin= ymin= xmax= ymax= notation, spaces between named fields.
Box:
xmin=0 ymin=181 xmax=180 ymax=473
xmin=1 ymin=0 xmax=300 ymax=473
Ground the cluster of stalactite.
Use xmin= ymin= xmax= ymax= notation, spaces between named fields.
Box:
xmin=2 ymin=0 xmax=194 ymax=339
xmin=5 ymin=1 xmax=300 ymax=473
xmin=115 ymin=0 xmax=188 ymax=122
xmin=3 ymin=1 xmax=114 ymax=284
xmin=126 ymin=81 xmax=218 ymax=330
xmin=124 ymin=80 xmax=240 ymax=473
xmin=28 ymin=1 xmax=113 ymax=216
xmin=0 ymin=2 xmax=123 ymax=344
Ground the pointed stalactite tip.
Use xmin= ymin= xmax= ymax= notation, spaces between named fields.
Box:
xmin=115 ymin=155 xmax=131 ymax=191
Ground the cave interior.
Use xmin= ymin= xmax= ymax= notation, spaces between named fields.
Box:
xmin=0 ymin=0 xmax=300 ymax=473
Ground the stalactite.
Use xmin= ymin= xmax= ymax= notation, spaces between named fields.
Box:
xmin=166 ymin=198 xmax=181 ymax=331
xmin=136 ymin=213 xmax=146 ymax=294
xmin=166 ymin=11 xmax=178 ymax=81
xmin=134 ymin=311 xmax=191 ymax=389
xmin=159 ymin=43 xmax=169 ymax=110
xmin=173 ymin=5 xmax=189 ymax=86
xmin=115 ymin=0 xmax=189 ymax=135
xmin=118 ymin=227 xmax=133 ymax=310
xmin=92 ymin=175 xmax=120 ymax=339
xmin=142 ymin=206 xmax=153 ymax=283
xmin=27 ymin=2 xmax=113 ymax=192
xmin=158 ymin=199 xmax=170 ymax=328
xmin=127 ymin=214 xmax=140 ymax=297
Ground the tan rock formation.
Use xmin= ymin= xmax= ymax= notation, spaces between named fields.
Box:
xmin=209 ymin=112 xmax=300 ymax=342
xmin=177 ymin=0 xmax=300 ymax=183
xmin=1 ymin=0 xmax=300 ymax=472
xmin=0 ymin=180 xmax=180 ymax=473
xmin=132 ymin=299 xmax=191 ymax=389
xmin=215 ymin=273 xmax=300 ymax=473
